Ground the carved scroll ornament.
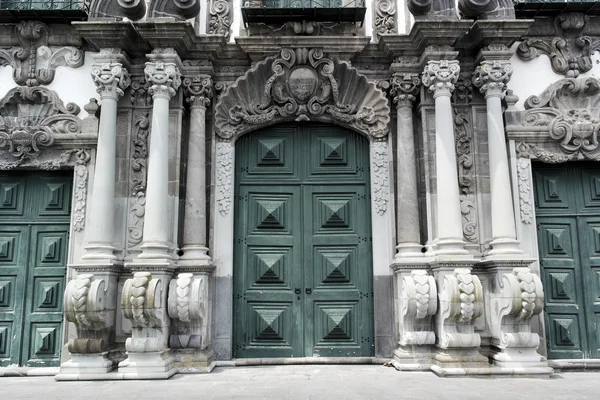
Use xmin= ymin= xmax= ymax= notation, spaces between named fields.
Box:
xmin=167 ymin=273 xmax=209 ymax=349
xmin=214 ymin=48 xmax=391 ymax=141
xmin=399 ymin=270 xmax=437 ymax=346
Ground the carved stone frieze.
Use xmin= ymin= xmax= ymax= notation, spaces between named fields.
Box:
xmin=398 ymin=270 xmax=437 ymax=346
xmin=216 ymin=139 xmax=233 ymax=216
xmin=214 ymin=48 xmax=390 ymax=140
xmin=168 ymin=273 xmax=209 ymax=349
xmin=506 ymin=77 xmax=600 ymax=161
xmin=128 ymin=113 xmax=150 ymax=248
xmin=91 ymin=63 xmax=132 ymax=99
xmin=454 ymin=108 xmax=478 ymax=244
xmin=371 ymin=139 xmax=390 ymax=216
xmin=183 ymin=74 xmax=213 ymax=108
xmin=374 ymin=0 xmax=397 ymax=37
xmin=517 ymin=13 xmax=600 ymax=78
xmin=389 ymin=73 xmax=420 ymax=107
xmin=208 ymin=0 xmax=232 ymax=40
xmin=0 ymin=21 xmax=84 ymax=87
xmin=0 ymin=87 xmax=82 ymax=161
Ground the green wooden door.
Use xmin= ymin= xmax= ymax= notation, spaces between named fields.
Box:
xmin=0 ymin=171 xmax=71 ymax=367
xmin=534 ymin=163 xmax=600 ymax=359
xmin=234 ymin=123 xmax=373 ymax=358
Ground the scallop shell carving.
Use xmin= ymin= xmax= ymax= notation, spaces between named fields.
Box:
xmin=214 ymin=48 xmax=391 ymax=140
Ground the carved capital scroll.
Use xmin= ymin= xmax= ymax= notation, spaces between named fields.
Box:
xmin=472 ymin=60 xmax=513 ymax=98
xmin=422 ymin=60 xmax=460 ymax=96
xmin=91 ymin=63 xmax=132 ymax=100
xmin=145 ymin=61 xmax=182 ymax=99
xmin=183 ymin=74 xmax=213 ymax=108
xmin=390 ymin=72 xmax=421 ymax=108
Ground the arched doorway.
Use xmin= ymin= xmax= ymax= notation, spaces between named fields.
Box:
xmin=233 ymin=123 xmax=374 ymax=358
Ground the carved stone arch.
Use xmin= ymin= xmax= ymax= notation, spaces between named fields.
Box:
xmin=147 ymin=0 xmax=200 ymax=20
xmin=89 ymin=0 xmax=147 ymax=21
xmin=213 ymin=48 xmax=391 ymax=142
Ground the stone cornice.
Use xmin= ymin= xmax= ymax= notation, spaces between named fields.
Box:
xmin=134 ymin=22 xmax=226 ymax=58
xmin=72 ymin=21 xmax=151 ymax=57
xmin=455 ymin=20 xmax=533 ymax=50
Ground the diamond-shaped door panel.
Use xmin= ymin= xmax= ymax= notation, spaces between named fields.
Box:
xmin=247 ymin=247 xmax=291 ymax=288
xmin=24 ymin=323 xmax=61 ymax=366
xmin=0 ymin=177 xmax=26 ymax=219
xmin=547 ymin=316 xmax=584 ymax=352
xmin=32 ymin=278 xmax=63 ymax=312
xmin=579 ymin=167 xmax=600 ymax=213
xmin=246 ymin=303 xmax=292 ymax=349
xmin=314 ymin=194 xmax=355 ymax=234
xmin=34 ymin=177 xmax=72 ymax=218
xmin=313 ymin=302 xmax=360 ymax=355
xmin=247 ymin=194 xmax=293 ymax=235
xmin=314 ymin=246 xmax=357 ymax=288
xmin=306 ymin=127 xmax=365 ymax=181
xmin=546 ymin=270 xmax=577 ymax=303
xmin=243 ymin=128 xmax=299 ymax=181
xmin=32 ymin=229 xmax=68 ymax=269
xmin=533 ymin=167 xmax=575 ymax=214
xmin=537 ymin=222 xmax=576 ymax=264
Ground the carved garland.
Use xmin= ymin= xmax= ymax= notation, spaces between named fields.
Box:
xmin=371 ymin=139 xmax=390 ymax=215
xmin=128 ymin=113 xmax=150 ymax=248
xmin=216 ymin=139 xmax=234 ymax=216
xmin=454 ymin=108 xmax=478 ymax=244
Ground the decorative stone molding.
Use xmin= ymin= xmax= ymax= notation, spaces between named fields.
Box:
xmin=489 ymin=267 xmax=545 ymax=366
xmin=64 ymin=273 xmax=117 ymax=354
xmin=145 ymin=61 xmax=182 ymax=99
xmin=517 ymin=13 xmax=600 ymax=78
xmin=73 ymin=149 xmax=92 ymax=232
xmin=148 ymin=0 xmax=200 ymax=20
xmin=183 ymin=74 xmax=213 ymax=108
xmin=130 ymin=77 xmax=153 ymax=107
xmin=0 ymin=87 xmax=82 ymax=161
xmin=408 ymin=0 xmax=457 ymax=19
xmin=452 ymin=72 xmax=473 ymax=104
xmin=214 ymin=48 xmax=390 ymax=140
xmin=208 ymin=0 xmax=232 ymax=40
xmin=421 ymin=60 xmax=460 ymax=95
xmin=454 ymin=108 xmax=478 ymax=244
xmin=506 ymin=77 xmax=600 ymax=162
xmin=398 ymin=270 xmax=437 ymax=346
xmin=472 ymin=60 xmax=513 ymax=97
xmin=371 ymin=139 xmax=390 ymax=216
xmin=389 ymin=73 xmax=420 ymax=107
xmin=436 ymin=268 xmax=483 ymax=349
xmin=91 ymin=63 xmax=132 ymax=99
xmin=89 ymin=0 xmax=147 ymax=21
xmin=128 ymin=113 xmax=150 ymax=248
xmin=516 ymin=156 xmax=533 ymax=224
xmin=215 ymin=139 xmax=234 ymax=216
xmin=121 ymin=272 xmax=170 ymax=353
xmin=0 ymin=21 xmax=84 ymax=87
xmin=168 ymin=273 xmax=209 ymax=349
xmin=374 ymin=0 xmax=397 ymax=37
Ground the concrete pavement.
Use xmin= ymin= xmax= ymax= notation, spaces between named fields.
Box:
xmin=1 ymin=365 xmax=599 ymax=399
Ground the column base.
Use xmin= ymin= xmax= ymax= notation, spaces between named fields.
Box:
xmin=488 ymin=347 xmax=551 ymax=369
xmin=486 ymin=238 xmax=525 ymax=258
xmin=55 ymin=352 xmax=119 ymax=380
xmin=80 ymin=243 xmax=119 ymax=264
xmin=174 ymin=349 xmax=215 ymax=373
xmin=393 ymin=346 xmax=433 ymax=371
xmin=178 ymin=245 xmax=212 ymax=266
xmin=138 ymin=241 xmax=173 ymax=263
xmin=394 ymin=243 xmax=425 ymax=259
xmin=430 ymin=349 xmax=489 ymax=376
xmin=118 ymin=350 xmax=177 ymax=379
xmin=435 ymin=239 xmax=472 ymax=258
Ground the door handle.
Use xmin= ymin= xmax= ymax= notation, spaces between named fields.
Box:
xmin=295 ymin=288 xmax=301 ymax=295
xmin=305 ymin=288 xmax=312 ymax=294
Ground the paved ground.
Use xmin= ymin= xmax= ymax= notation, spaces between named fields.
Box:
xmin=2 ymin=365 xmax=599 ymax=399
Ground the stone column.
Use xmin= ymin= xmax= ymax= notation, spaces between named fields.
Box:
xmin=421 ymin=60 xmax=469 ymax=257
xmin=390 ymin=72 xmax=423 ymax=259
xmin=472 ymin=59 xmax=522 ymax=257
xmin=82 ymin=62 xmax=131 ymax=262
xmin=180 ymin=74 xmax=213 ymax=265
xmin=57 ymin=61 xmax=130 ymax=380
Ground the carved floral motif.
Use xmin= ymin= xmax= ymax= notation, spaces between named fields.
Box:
xmin=145 ymin=61 xmax=182 ymax=99
xmin=0 ymin=21 xmax=84 ymax=87
xmin=371 ymin=139 xmax=389 ymax=215
xmin=472 ymin=60 xmax=513 ymax=96
xmin=216 ymin=139 xmax=234 ymax=216
xmin=128 ymin=113 xmax=150 ymax=248
xmin=374 ymin=0 xmax=397 ymax=36
xmin=516 ymin=156 xmax=533 ymax=224
xmin=208 ymin=0 xmax=232 ymax=40
xmin=454 ymin=108 xmax=478 ymax=244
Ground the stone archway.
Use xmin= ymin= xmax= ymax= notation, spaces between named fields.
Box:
xmin=210 ymin=48 xmax=393 ymax=359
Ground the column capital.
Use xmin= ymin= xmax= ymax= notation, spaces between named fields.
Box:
xmin=91 ymin=63 xmax=131 ymax=100
xmin=472 ymin=60 xmax=513 ymax=98
xmin=183 ymin=74 xmax=213 ymax=108
xmin=421 ymin=60 xmax=460 ymax=97
xmin=390 ymin=72 xmax=421 ymax=108
xmin=145 ymin=61 xmax=181 ymax=100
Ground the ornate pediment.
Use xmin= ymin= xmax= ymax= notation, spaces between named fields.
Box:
xmin=214 ymin=48 xmax=391 ymax=140
xmin=0 ymin=87 xmax=82 ymax=161
xmin=505 ymin=77 xmax=600 ymax=162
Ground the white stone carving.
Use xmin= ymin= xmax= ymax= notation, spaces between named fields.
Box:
xmin=145 ymin=61 xmax=182 ymax=99
xmin=64 ymin=273 xmax=118 ymax=354
xmin=128 ymin=113 xmax=150 ymax=247
xmin=422 ymin=60 xmax=461 ymax=95
xmin=370 ymin=139 xmax=389 ymax=216
xmin=454 ymin=107 xmax=478 ymax=244
xmin=208 ymin=0 xmax=232 ymax=39
xmin=374 ymin=0 xmax=397 ymax=36
xmin=73 ymin=149 xmax=92 ymax=232
xmin=437 ymin=268 xmax=483 ymax=349
xmin=214 ymin=48 xmax=390 ymax=140
xmin=168 ymin=273 xmax=209 ymax=349
xmin=216 ymin=139 xmax=234 ymax=216
xmin=399 ymin=270 xmax=437 ymax=346
xmin=91 ymin=63 xmax=132 ymax=99
xmin=121 ymin=272 xmax=170 ymax=353
xmin=517 ymin=156 xmax=533 ymax=224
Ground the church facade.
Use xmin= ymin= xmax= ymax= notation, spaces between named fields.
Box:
xmin=0 ymin=0 xmax=599 ymax=379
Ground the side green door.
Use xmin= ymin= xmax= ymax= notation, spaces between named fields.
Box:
xmin=234 ymin=123 xmax=373 ymax=358
xmin=0 ymin=171 xmax=71 ymax=367
xmin=534 ymin=163 xmax=600 ymax=359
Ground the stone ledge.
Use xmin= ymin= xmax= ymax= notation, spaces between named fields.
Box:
xmin=0 ymin=367 xmax=59 ymax=377
xmin=549 ymin=359 xmax=600 ymax=372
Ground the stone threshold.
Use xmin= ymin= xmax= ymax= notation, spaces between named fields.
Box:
xmin=0 ymin=367 xmax=59 ymax=377
xmin=219 ymin=357 xmax=390 ymax=367
xmin=549 ymin=359 xmax=600 ymax=372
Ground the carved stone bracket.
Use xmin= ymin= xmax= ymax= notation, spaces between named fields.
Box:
xmin=399 ymin=270 xmax=437 ymax=347
xmin=214 ymin=48 xmax=390 ymax=140
xmin=517 ymin=13 xmax=600 ymax=78
xmin=0 ymin=21 xmax=84 ymax=87
xmin=167 ymin=273 xmax=209 ymax=349
xmin=208 ymin=0 xmax=232 ymax=40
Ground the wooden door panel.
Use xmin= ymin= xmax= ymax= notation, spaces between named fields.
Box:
xmin=577 ymin=167 xmax=600 ymax=214
xmin=533 ymin=166 xmax=576 ymax=215
xmin=0 ymin=173 xmax=27 ymax=221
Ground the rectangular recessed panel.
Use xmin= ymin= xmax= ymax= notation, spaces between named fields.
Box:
xmin=578 ymin=167 xmax=600 ymax=213
xmin=533 ymin=166 xmax=575 ymax=214
xmin=314 ymin=246 xmax=357 ymax=289
xmin=312 ymin=301 xmax=362 ymax=356
xmin=545 ymin=314 xmax=585 ymax=360
xmin=537 ymin=220 xmax=577 ymax=266
xmin=34 ymin=176 xmax=72 ymax=218
xmin=31 ymin=277 xmax=63 ymax=312
xmin=24 ymin=322 xmax=62 ymax=367
xmin=313 ymin=193 xmax=357 ymax=235
xmin=0 ymin=175 xmax=26 ymax=219
xmin=544 ymin=269 xmax=579 ymax=304
xmin=0 ymin=276 xmax=16 ymax=311
xmin=32 ymin=228 xmax=69 ymax=269
xmin=246 ymin=193 xmax=294 ymax=236
xmin=246 ymin=246 xmax=292 ymax=289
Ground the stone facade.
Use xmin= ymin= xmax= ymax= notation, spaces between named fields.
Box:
xmin=0 ymin=0 xmax=599 ymax=379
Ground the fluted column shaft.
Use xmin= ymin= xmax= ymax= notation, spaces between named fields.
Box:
xmin=422 ymin=60 xmax=469 ymax=256
xmin=473 ymin=60 xmax=522 ymax=256
xmin=180 ymin=75 xmax=213 ymax=265
xmin=139 ymin=60 xmax=181 ymax=260
xmin=83 ymin=63 xmax=130 ymax=262
xmin=391 ymin=73 xmax=423 ymax=259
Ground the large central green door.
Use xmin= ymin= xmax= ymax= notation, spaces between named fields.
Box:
xmin=534 ymin=162 xmax=600 ymax=359
xmin=234 ymin=123 xmax=373 ymax=358
xmin=0 ymin=171 xmax=72 ymax=367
